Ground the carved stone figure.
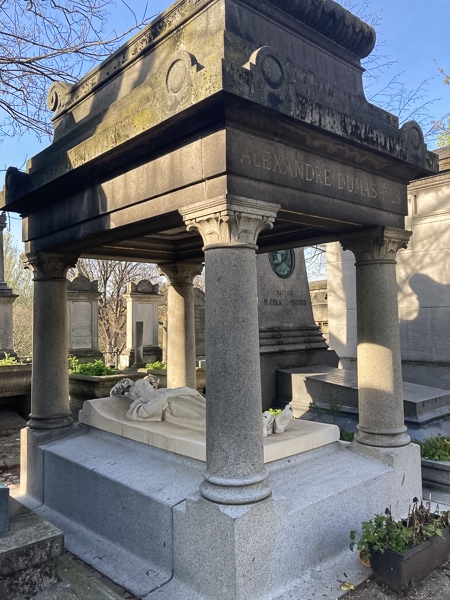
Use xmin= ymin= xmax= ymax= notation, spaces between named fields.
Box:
xmin=110 ymin=376 xmax=294 ymax=436
xmin=110 ymin=376 xmax=207 ymax=431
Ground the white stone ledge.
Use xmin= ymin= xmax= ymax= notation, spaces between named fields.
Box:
xmin=79 ymin=397 xmax=340 ymax=463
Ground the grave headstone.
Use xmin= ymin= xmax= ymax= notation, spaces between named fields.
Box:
xmin=257 ymin=248 xmax=338 ymax=409
xmin=120 ymin=280 xmax=162 ymax=369
xmin=67 ymin=275 xmax=103 ymax=362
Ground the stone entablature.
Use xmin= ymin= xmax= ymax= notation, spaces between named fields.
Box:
xmin=2 ymin=0 xmax=435 ymax=223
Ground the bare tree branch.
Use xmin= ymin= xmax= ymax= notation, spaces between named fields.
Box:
xmin=0 ymin=0 xmax=153 ymax=139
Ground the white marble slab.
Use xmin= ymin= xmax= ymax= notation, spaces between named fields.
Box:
xmin=79 ymin=397 xmax=340 ymax=463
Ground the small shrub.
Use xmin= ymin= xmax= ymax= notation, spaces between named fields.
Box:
xmin=145 ymin=360 xmax=167 ymax=371
xmin=350 ymin=498 xmax=450 ymax=559
xmin=0 ymin=353 xmax=22 ymax=366
xmin=68 ymin=356 xmax=115 ymax=376
xmin=415 ymin=435 xmax=450 ymax=461
xmin=340 ymin=429 xmax=354 ymax=442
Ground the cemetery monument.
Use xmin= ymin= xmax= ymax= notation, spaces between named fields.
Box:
xmin=0 ymin=1 xmax=438 ymax=598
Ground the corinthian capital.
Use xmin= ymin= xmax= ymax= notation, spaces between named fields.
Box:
xmin=22 ymin=252 xmax=78 ymax=280
xmin=180 ymin=198 xmax=279 ymax=249
xmin=161 ymin=261 xmax=203 ymax=285
xmin=340 ymin=227 xmax=411 ymax=265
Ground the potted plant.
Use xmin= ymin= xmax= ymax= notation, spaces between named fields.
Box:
xmin=350 ymin=497 xmax=450 ymax=593
xmin=415 ymin=435 xmax=450 ymax=491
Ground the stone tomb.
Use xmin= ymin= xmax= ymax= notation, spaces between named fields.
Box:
xmin=79 ymin=395 xmax=340 ymax=463
xmin=0 ymin=213 xmax=18 ymax=360
xmin=66 ymin=275 xmax=103 ymax=362
xmin=257 ymin=247 xmax=338 ymax=408
xmin=1 ymin=0 xmax=438 ymax=598
xmin=120 ymin=280 xmax=162 ymax=368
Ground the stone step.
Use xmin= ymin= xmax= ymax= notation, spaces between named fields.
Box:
xmin=15 ymin=426 xmax=421 ymax=599
xmin=277 ymin=365 xmax=450 ymax=425
xmin=32 ymin=428 xmax=204 ymax=598
xmin=0 ymin=495 xmax=63 ymax=598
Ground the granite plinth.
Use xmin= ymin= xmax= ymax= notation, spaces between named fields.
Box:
xmin=278 ymin=366 xmax=450 ymax=424
xmin=79 ymin=396 xmax=340 ymax=463
xmin=0 ymin=497 xmax=63 ymax=598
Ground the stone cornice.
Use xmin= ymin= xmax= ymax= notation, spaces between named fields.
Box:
xmin=46 ymin=0 xmax=374 ymax=122
xmin=269 ymin=0 xmax=375 ymax=58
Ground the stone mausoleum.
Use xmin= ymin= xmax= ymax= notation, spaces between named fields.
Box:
xmin=0 ymin=1 xmax=438 ymax=598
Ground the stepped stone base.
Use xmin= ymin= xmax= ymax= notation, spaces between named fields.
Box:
xmin=0 ymin=497 xmax=63 ymax=598
xmin=278 ymin=366 xmax=450 ymax=425
xmin=15 ymin=426 xmax=421 ymax=599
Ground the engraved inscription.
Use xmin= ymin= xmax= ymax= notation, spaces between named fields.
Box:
xmin=241 ymin=146 xmax=402 ymax=205
xmin=263 ymin=289 xmax=307 ymax=307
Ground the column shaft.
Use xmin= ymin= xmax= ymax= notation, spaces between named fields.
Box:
xmin=180 ymin=198 xmax=279 ymax=504
xmin=162 ymin=263 xmax=202 ymax=389
xmin=24 ymin=253 xmax=77 ymax=429
xmin=341 ymin=227 xmax=411 ymax=447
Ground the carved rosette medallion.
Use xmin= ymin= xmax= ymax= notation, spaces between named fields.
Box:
xmin=340 ymin=227 xmax=411 ymax=266
xmin=243 ymin=46 xmax=284 ymax=90
xmin=165 ymin=50 xmax=200 ymax=95
xmin=180 ymin=199 xmax=279 ymax=250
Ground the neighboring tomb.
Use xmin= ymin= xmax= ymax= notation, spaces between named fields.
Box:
xmin=66 ymin=275 xmax=103 ymax=362
xmin=328 ymin=147 xmax=450 ymax=390
xmin=120 ymin=280 xmax=162 ymax=368
xmin=0 ymin=214 xmax=18 ymax=360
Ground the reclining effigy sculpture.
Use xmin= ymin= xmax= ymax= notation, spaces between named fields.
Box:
xmin=110 ymin=375 xmax=294 ymax=435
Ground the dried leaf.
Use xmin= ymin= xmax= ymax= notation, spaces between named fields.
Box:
xmin=340 ymin=581 xmax=355 ymax=591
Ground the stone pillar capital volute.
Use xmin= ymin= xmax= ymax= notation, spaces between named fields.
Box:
xmin=22 ymin=251 xmax=78 ymax=280
xmin=161 ymin=261 xmax=203 ymax=286
xmin=340 ymin=227 xmax=411 ymax=265
xmin=180 ymin=197 xmax=280 ymax=249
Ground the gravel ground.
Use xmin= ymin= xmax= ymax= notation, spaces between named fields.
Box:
xmin=2 ymin=405 xmax=450 ymax=599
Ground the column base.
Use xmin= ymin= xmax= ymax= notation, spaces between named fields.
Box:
xmin=200 ymin=472 xmax=272 ymax=505
xmin=27 ymin=415 xmax=74 ymax=430
xmin=355 ymin=427 xmax=410 ymax=448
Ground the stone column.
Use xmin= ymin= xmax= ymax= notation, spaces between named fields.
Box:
xmin=160 ymin=262 xmax=202 ymax=389
xmin=0 ymin=213 xmax=18 ymax=359
xmin=23 ymin=252 xmax=78 ymax=429
xmin=180 ymin=198 xmax=279 ymax=504
xmin=340 ymin=227 xmax=411 ymax=448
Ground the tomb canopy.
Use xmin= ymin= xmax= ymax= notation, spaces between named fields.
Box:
xmin=0 ymin=0 xmax=437 ymax=262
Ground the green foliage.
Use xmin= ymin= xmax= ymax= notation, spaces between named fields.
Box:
xmin=328 ymin=394 xmax=342 ymax=420
xmin=68 ymin=356 xmax=115 ymax=376
xmin=350 ymin=498 xmax=450 ymax=558
xmin=436 ymin=116 xmax=450 ymax=148
xmin=268 ymin=408 xmax=283 ymax=416
xmin=0 ymin=353 xmax=22 ymax=366
xmin=415 ymin=435 xmax=450 ymax=461
xmin=145 ymin=360 xmax=167 ymax=371
xmin=340 ymin=429 xmax=354 ymax=442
